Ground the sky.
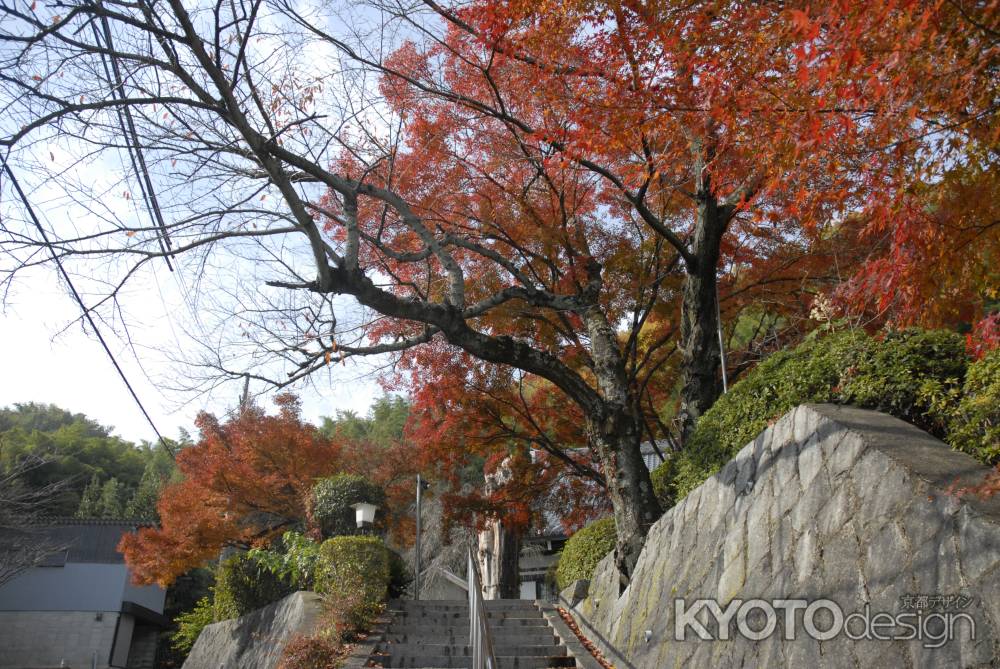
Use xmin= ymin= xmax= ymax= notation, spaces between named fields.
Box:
xmin=0 ymin=264 xmax=380 ymax=444
xmin=0 ymin=1 xmax=404 ymax=444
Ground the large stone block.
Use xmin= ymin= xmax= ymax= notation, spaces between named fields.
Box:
xmin=564 ymin=404 xmax=1000 ymax=668
xmin=182 ymin=591 xmax=323 ymax=669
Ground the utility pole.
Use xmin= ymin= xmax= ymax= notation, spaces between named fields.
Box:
xmin=414 ymin=474 xmax=429 ymax=600
xmin=716 ymin=282 xmax=729 ymax=393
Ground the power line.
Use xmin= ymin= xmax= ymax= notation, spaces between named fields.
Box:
xmin=1 ymin=158 xmax=176 ymax=459
xmin=89 ymin=3 xmax=174 ymax=271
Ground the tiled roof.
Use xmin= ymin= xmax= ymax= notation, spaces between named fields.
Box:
xmin=30 ymin=516 xmax=156 ymax=527
xmin=2 ymin=519 xmax=154 ymax=564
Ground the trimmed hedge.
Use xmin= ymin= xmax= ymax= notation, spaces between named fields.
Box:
xmin=654 ymin=328 xmax=968 ymax=505
xmin=949 ymin=349 xmax=1000 ymax=464
xmin=310 ymin=474 xmax=386 ymax=538
xmin=213 ymin=552 xmax=293 ymax=621
xmin=554 ymin=517 xmax=617 ymax=591
xmin=314 ymin=535 xmax=390 ymax=629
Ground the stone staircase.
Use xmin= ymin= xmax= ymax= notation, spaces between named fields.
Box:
xmin=375 ymin=599 xmax=576 ymax=669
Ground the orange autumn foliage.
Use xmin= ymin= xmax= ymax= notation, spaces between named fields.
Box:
xmin=119 ymin=395 xmax=344 ymax=586
xmin=401 ymin=347 xmax=612 ymax=534
xmin=400 ymin=0 xmax=998 ymax=330
xmin=365 ymin=0 xmax=998 ymax=536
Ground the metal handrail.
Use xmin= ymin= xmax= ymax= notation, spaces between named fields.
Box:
xmin=467 ymin=547 xmax=498 ymax=669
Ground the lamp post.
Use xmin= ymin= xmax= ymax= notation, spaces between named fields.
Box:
xmin=351 ymin=501 xmax=379 ymax=535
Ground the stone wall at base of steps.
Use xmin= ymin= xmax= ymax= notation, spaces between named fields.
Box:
xmin=182 ymin=591 xmax=322 ymax=669
xmin=562 ymin=404 xmax=1000 ymax=668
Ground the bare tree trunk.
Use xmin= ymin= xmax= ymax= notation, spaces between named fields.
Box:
xmin=0 ymin=456 xmax=72 ymax=586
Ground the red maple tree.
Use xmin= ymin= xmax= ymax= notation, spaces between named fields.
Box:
xmin=119 ymin=396 xmax=344 ymax=586
xmin=6 ymin=0 xmax=996 ymax=578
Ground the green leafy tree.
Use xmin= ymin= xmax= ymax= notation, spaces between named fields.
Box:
xmin=318 ymin=395 xmax=409 ymax=448
xmin=170 ymin=596 xmax=214 ymax=655
xmin=248 ymin=532 xmax=323 ymax=590
xmin=125 ymin=455 xmax=175 ymax=520
xmin=99 ymin=478 xmax=126 ymax=519
xmin=75 ymin=474 xmax=104 ymax=518
xmin=310 ymin=474 xmax=386 ymax=538
xmin=0 ymin=403 xmax=178 ymax=515
xmin=213 ymin=553 xmax=293 ymax=621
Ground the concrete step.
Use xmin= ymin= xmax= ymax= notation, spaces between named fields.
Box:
xmin=390 ymin=600 xmax=539 ymax=611
xmin=385 ymin=618 xmax=551 ymax=634
xmin=383 ymin=631 xmax=560 ymax=646
xmin=378 ymin=655 xmax=575 ymax=669
xmin=378 ymin=599 xmax=574 ymax=669
xmin=387 ymin=616 xmax=550 ymax=627
xmin=388 ymin=611 xmax=545 ymax=621
xmin=379 ymin=644 xmax=568 ymax=657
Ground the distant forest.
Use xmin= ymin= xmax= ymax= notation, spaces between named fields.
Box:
xmin=0 ymin=397 xmax=410 ymax=520
xmin=0 ymin=403 xmax=181 ymax=519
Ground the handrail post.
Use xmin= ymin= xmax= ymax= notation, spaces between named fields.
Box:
xmin=468 ymin=546 xmax=497 ymax=669
xmin=470 ymin=550 xmax=481 ymax=669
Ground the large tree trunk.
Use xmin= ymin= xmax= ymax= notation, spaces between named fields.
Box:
xmin=586 ymin=410 xmax=661 ymax=586
xmin=477 ymin=518 xmax=522 ymax=599
xmin=582 ymin=299 xmax=662 ymax=583
xmin=678 ymin=187 xmax=732 ymax=443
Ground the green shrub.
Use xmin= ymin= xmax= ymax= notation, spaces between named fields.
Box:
xmin=249 ymin=531 xmax=323 ymax=590
xmin=554 ymin=517 xmax=616 ymax=591
xmin=310 ymin=474 xmax=386 ymax=538
xmin=649 ymin=454 xmax=676 ymax=509
xmin=213 ymin=552 xmax=293 ymax=621
xmin=665 ymin=329 xmax=868 ymax=501
xmin=314 ymin=535 xmax=390 ymax=630
xmin=949 ymin=349 xmax=1000 ymax=463
xmin=840 ymin=328 xmax=965 ymax=435
xmin=171 ymin=595 xmax=214 ymax=654
xmin=661 ymin=328 xmax=968 ymax=503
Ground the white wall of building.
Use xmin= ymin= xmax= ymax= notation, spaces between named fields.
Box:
xmin=0 ymin=610 xmax=120 ymax=669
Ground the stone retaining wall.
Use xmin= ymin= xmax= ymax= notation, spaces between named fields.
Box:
xmin=182 ymin=591 xmax=322 ymax=669
xmin=564 ymin=404 xmax=1000 ymax=667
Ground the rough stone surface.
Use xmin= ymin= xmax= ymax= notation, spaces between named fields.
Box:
xmin=182 ymin=591 xmax=322 ymax=669
xmin=563 ymin=404 xmax=1000 ymax=667
xmin=560 ymin=580 xmax=590 ymax=608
